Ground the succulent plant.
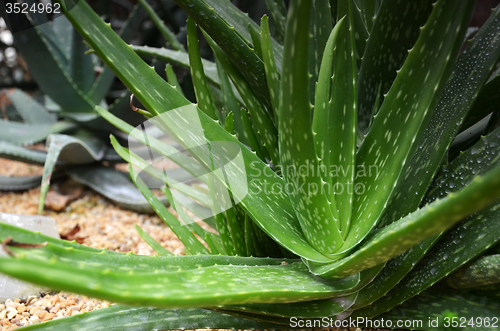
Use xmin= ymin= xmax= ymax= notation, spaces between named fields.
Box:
xmin=1 ymin=0 xmax=500 ymax=330
xmin=0 ymin=2 xmax=168 ymax=213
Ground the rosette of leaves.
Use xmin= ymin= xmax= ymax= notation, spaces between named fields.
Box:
xmin=1 ymin=0 xmax=500 ymax=330
xmin=0 ymin=1 xmax=168 ymax=213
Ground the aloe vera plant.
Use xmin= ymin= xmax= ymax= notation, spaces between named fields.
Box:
xmin=1 ymin=0 xmax=500 ymax=329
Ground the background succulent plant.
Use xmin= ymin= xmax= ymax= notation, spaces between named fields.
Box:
xmin=1 ymin=0 xmax=500 ymax=330
xmin=0 ymin=1 xmax=172 ymax=213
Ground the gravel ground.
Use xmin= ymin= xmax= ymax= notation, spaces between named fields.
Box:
xmin=0 ymin=294 xmax=110 ymax=329
xmin=0 ymin=158 xmax=401 ymax=331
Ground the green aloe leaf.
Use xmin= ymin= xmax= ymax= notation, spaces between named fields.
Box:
xmin=173 ymin=0 xmax=273 ymax=110
xmin=109 ymin=135 xmax=211 ymax=207
xmin=88 ymin=4 xmax=146 ymax=103
xmin=52 ymin=14 xmax=72 ymax=60
xmin=460 ymin=74 xmax=500 ymax=133
xmin=0 ymin=175 xmax=43 ymax=191
xmin=201 ymin=0 xmax=283 ymax=71
xmin=356 ymin=0 xmax=434 ymax=135
xmin=348 ymin=16 xmax=500 ymax=305
xmin=351 ymin=125 xmax=500 ymax=309
xmin=3 ymin=239 xmax=294 ymax=272
xmin=0 ymin=141 xmax=50 ymax=165
xmin=249 ymin=24 xmax=263 ymax=60
xmin=210 ymin=233 xmax=228 ymax=255
xmin=263 ymin=0 xmax=286 ymax=44
xmin=240 ymin=107 xmax=268 ymax=161
xmin=351 ymin=197 xmax=500 ymax=318
xmin=220 ymin=266 xmax=385 ymax=318
xmin=469 ymin=283 xmax=500 ymax=301
xmin=0 ymin=253 xmax=359 ymax=307
xmin=486 ymin=107 xmax=500 ymax=134
xmin=348 ymin=236 xmax=438 ymax=310
xmin=15 ymin=305 xmax=281 ymax=331
xmin=23 ymin=0 xmax=68 ymax=65
xmin=207 ymin=176 xmax=236 ymax=256
xmin=302 ymin=261 xmax=383 ymax=296
xmin=215 ymin=58 xmax=244 ymax=139
xmin=5 ymin=89 xmax=56 ymax=124
xmin=311 ymin=16 xmax=344 ymax=210
xmin=308 ymin=162 xmax=500 ymax=278
xmin=308 ymin=0 xmax=333 ymax=105
xmin=223 ymin=205 xmax=246 ymax=256
xmin=220 ymin=296 xmax=356 ymax=318
xmin=2 ymin=10 xmax=96 ymax=113
xmin=57 ymin=0 xmax=330 ymax=263
xmin=0 ymin=221 xmax=121 ymax=254
xmin=165 ymin=64 xmax=185 ymax=97
xmin=171 ymin=190 xmax=216 ymax=229
xmin=0 ymin=120 xmax=75 ymax=146
xmin=83 ymin=92 xmax=145 ymax=134
xmin=160 ymin=180 xmax=210 ymax=242
xmin=260 ymin=15 xmax=280 ymax=122
xmin=330 ymin=1 xmax=358 ymax=236
xmin=210 ymin=308 xmax=292 ymax=325
xmin=279 ymin=0 xmax=343 ymax=255
xmin=134 ymin=224 xmax=174 ymax=256
xmin=132 ymin=46 xmax=221 ymax=87
xmin=425 ymin=127 xmax=500 ymax=204
xmin=137 ymin=0 xmax=185 ymax=52
xmin=129 ymin=165 xmax=210 ymax=255
xmin=443 ymin=254 xmax=500 ymax=289
xmin=204 ymin=32 xmax=279 ymax=166
xmin=353 ymin=0 xmax=379 ymax=36
xmin=205 ymin=233 xmax=220 ymax=255
xmin=95 ymin=107 xmax=208 ymax=187
xmin=244 ymin=215 xmax=256 ymax=256
xmin=345 ymin=0 xmax=474 ymax=255
xmin=373 ymin=286 xmax=500 ymax=331
xmin=350 ymin=2 xmax=368 ymax=70
xmin=215 ymin=58 xmax=239 ymax=123
xmin=224 ymin=112 xmax=235 ymax=134
xmin=186 ymin=17 xmax=219 ymax=121
xmin=69 ymin=29 xmax=94 ymax=94
xmin=379 ymin=5 xmax=500 ymax=227
xmin=448 ymin=117 xmax=491 ymax=160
